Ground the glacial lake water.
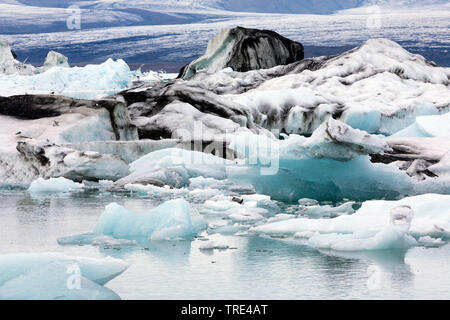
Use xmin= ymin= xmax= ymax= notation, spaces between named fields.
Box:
xmin=1 ymin=189 xmax=449 ymax=300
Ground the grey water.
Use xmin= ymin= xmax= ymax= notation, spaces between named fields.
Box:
xmin=1 ymin=189 xmax=450 ymax=300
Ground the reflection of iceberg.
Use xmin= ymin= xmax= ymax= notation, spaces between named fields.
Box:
xmin=0 ymin=253 xmax=128 ymax=300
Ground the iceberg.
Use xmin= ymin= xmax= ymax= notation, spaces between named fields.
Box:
xmin=94 ymin=199 xmax=207 ymax=241
xmin=179 ymin=27 xmax=304 ymax=78
xmin=227 ymin=120 xmax=415 ymax=202
xmin=0 ymin=58 xmax=131 ymax=99
xmin=0 ymin=253 xmax=128 ymax=300
xmin=112 ymin=148 xmax=233 ymax=190
xmin=41 ymin=50 xmax=70 ymax=72
xmin=122 ymin=37 xmax=449 ymax=139
xmin=251 ymin=194 xmax=450 ymax=251
xmin=28 ymin=177 xmax=84 ymax=194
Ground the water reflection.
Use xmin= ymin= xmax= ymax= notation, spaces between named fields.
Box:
xmin=99 ymin=238 xmax=192 ymax=263
xmin=316 ymin=248 xmax=414 ymax=298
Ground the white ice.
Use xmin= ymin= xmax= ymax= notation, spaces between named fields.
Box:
xmin=392 ymin=112 xmax=450 ymax=138
xmin=251 ymin=194 xmax=450 ymax=251
xmin=28 ymin=177 xmax=84 ymax=194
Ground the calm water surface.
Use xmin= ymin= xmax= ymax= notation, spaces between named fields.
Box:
xmin=1 ymin=190 xmax=449 ymax=300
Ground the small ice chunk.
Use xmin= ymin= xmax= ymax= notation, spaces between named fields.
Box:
xmin=418 ymin=236 xmax=445 ymax=246
xmin=28 ymin=177 xmax=84 ymax=194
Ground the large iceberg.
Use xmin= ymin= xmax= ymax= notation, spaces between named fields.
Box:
xmin=0 ymin=253 xmax=128 ymax=300
xmin=179 ymin=27 xmax=304 ymax=78
xmin=94 ymin=199 xmax=207 ymax=241
xmin=226 ymin=119 xmax=416 ymax=202
xmin=120 ymin=36 xmax=450 ymax=140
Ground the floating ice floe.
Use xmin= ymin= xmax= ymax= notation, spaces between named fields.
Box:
xmin=94 ymin=199 xmax=207 ymax=241
xmin=28 ymin=177 xmax=84 ymax=194
xmin=251 ymin=194 xmax=450 ymax=251
xmin=0 ymin=252 xmax=128 ymax=300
